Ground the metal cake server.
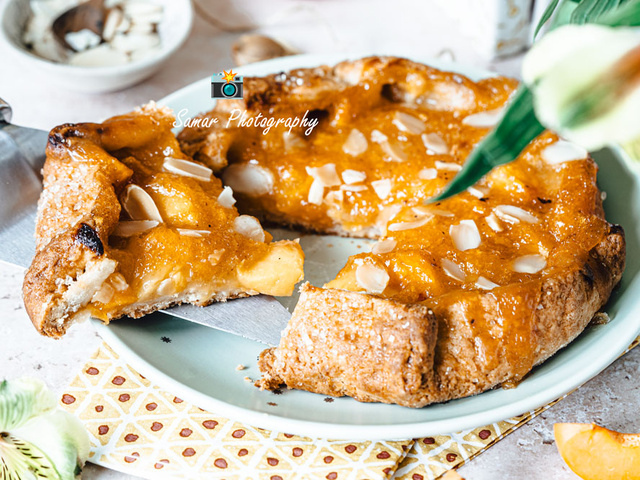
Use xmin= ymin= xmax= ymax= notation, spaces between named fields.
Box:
xmin=0 ymin=98 xmax=290 ymax=346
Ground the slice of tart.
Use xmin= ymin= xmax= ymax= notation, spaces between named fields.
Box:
xmin=180 ymin=57 xmax=625 ymax=407
xmin=23 ymin=103 xmax=304 ymax=338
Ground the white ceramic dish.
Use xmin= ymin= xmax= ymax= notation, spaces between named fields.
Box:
xmin=93 ymin=53 xmax=640 ymax=440
xmin=0 ymin=0 xmax=193 ymax=93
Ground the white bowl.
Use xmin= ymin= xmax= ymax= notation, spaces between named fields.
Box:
xmin=0 ymin=0 xmax=193 ymax=93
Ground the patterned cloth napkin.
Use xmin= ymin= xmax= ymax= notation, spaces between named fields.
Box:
xmin=60 ymin=338 xmax=640 ymax=480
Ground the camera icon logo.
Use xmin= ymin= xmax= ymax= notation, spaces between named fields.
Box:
xmin=211 ymin=70 xmax=244 ymax=99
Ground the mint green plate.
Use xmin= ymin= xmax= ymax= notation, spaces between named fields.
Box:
xmin=93 ymin=53 xmax=640 ymax=440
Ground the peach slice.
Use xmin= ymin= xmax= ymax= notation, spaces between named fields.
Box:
xmin=442 ymin=471 xmax=465 ymax=480
xmin=554 ymin=423 xmax=640 ymax=480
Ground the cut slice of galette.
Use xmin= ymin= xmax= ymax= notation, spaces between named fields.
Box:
xmin=23 ymin=103 xmax=304 ymax=338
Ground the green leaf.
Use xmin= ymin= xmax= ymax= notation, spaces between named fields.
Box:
xmin=534 ymin=0 xmax=561 ymax=38
xmin=596 ymin=0 xmax=640 ymax=25
xmin=570 ymin=0 xmax=628 ymax=24
xmin=430 ymin=87 xmax=545 ymax=202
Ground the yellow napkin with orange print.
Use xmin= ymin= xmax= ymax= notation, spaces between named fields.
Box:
xmin=60 ymin=338 xmax=640 ymax=480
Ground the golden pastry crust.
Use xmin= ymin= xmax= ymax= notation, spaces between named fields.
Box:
xmin=258 ymin=283 xmax=439 ymax=406
xmin=23 ymin=103 xmax=304 ymax=338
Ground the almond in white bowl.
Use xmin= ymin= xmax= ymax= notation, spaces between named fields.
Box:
xmin=0 ymin=0 xmax=193 ymax=92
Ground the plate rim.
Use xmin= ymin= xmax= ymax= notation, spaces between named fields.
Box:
xmin=94 ymin=52 xmax=640 ymax=440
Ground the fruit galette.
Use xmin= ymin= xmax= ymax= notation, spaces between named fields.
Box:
xmin=24 ymin=57 xmax=625 ymax=408
xmin=179 ymin=57 xmax=625 ymax=407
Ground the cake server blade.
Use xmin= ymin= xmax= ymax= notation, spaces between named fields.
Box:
xmin=0 ymin=104 xmax=289 ymax=346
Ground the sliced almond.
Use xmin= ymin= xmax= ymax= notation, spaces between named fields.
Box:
xmin=217 ymin=186 xmax=236 ymax=208
xmin=111 ymin=32 xmax=160 ymax=53
xmin=462 ymin=108 xmax=504 ymax=128
xmin=494 ymin=205 xmax=539 ymax=224
xmin=467 ymin=186 xmax=488 ymax=199
xmin=340 ymin=184 xmax=368 ymax=192
xmin=485 ymin=212 xmax=503 ymax=232
xmin=393 ymin=111 xmax=426 ymax=134
xmin=234 ymin=215 xmax=265 ymax=242
xmin=208 ymin=249 xmax=225 ymax=265
xmin=380 ymin=140 xmax=408 ymax=162
xmin=177 ymin=229 xmax=211 ymax=238
xmin=413 ymin=206 xmax=454 ymax=217
xmin=422 ymin=133 xmax=449 ymax=154
xmin=436 ymin=161 xmax=462 ymax=172
xmin=69 ymin=44 xmax=128 ymax=67
xmin=324 ymin=189 xmax=344 ymax=205
xmin=65 ymin=29 xmax=101 ymax=52
xmin=411 ymin=206 xmax=433 ymax=217
xmin=120 ymin=184 xmax=162 ymax=222
xmin=542 ymin=140 xmax=588 ymax=164
xmin=376 ymin=204 xmax=402 ymax=228
xmin=342 ymin=129 xmax=368 ymax=156
xmin=513 ymin=254 xmax=546 ymax=274
xmin=109 ymin=273 xmax=129 ymax=291
xmin=450 ymin=220 xmax=481 ymax=251
xmin=475 ymin=276 xmax=499 ymax=290
xmin=222 ymin=163 xmax=274 ymax=196
xmin=115 ymin=14 xmax=131 ymax=33
xmin=355 ymin=263 xmax=389 ymax=294
xmin=370 ymin=129 xmax=388 ymax=143
xmin=388 ymin=215 xmax=432 ymax=232
xmin=442 ymin=258 xmax=466 ymax=282
xmin=92 ymin=282 xmax=115 ymax=304
xmin=306 ymin=164 xmax=341 ymax=187
xmin=418 ymin=168 xmax=438 ymax=180
xmin=156 ymin=278 xmax=175 ymax=297
xmin=371 ymin=238 xmax=397 ymax=254
xmin=128 ymin=22 xmax=155 ymax=35
xmin=308 ymin=179 xmax=325 ymax=205
xmin=420 ymin=81 xmax=476 ymax=111
xmin=371 ymin=179 xmax=393 ymax=199
xmin=123 ymin=1 xmax=163 ymax=16
xmin=102 ymin=8 xmax=123 ymax=42
xmin=341 ymin=169 xmax=367 ymax=184
xmin=163 ymin=157 xmax=212 ymax=182
xmin=112 ymin=220 xmax=159 ymax=237
xmin=283 ymin=132 xmax=306 ymax=152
